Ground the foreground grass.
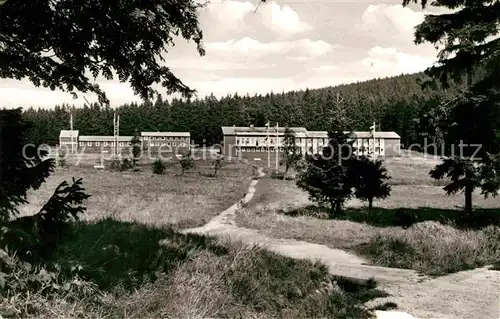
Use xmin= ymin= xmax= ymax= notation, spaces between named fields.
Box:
xmin=0 ymin=218 xmax=389 ymax=318
xmin=17 ymin=161 xmax=252 ymax=229
xmin=355 ymin=222 xmax=500 ymax=276
xmin=236 ymin=174 xmax=500 ymax=276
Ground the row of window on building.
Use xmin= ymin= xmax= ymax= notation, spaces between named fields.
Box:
xmin=234 ymin=145 xmax=384 ymax=154
xmin=236 ymin=147 xmax=286 ymax=152
xmin=236 ymin=137 xmax=328 ymax=146
xmin=149 ymin=142 xmax=187 ymax=147
xmin=143 ymin=136 xmax=189 ymax=141
xmin=60 ymin=141 xmax=189 ymax=147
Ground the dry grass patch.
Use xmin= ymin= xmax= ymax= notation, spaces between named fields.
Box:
xmin=1 ymin=219 xmax=390 ymax=318
xmin=17 ymin=161 xmax=252 ymax=229
xmin=236 ymin=173 xmax=500 ymax=276
xmin=108 ymin=240 xmax=389 ymax=319
xmin=356 ymin=222 xmax=500 ymax=276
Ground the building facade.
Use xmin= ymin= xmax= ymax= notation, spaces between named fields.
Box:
xmin=59 ymin=130 xmax=191 ymax=156
xmin=78 ymin=136 xmax=134 ymax=155
xmin=59 ymin=130 xmax=79 ymax=153
xmin=221 ymin=126 xmax=330 ymax=161
xmin=350 ymin=131 xmax=401 ymax=157
xmin=141 ymin=132 xmax=190 ymax=156
xmin=221 ymin=126 xmax=401 ymax=162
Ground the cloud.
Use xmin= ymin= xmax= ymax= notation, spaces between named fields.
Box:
xmin=199 ymin=0 xmax=311 ymax=41
xmin=168 ymin=57 xmax=276 ymax=71
xmin=205 ymin=37 xmax=333 ymax=61
xmin=1 ymin=2 xmax=446 ymax=108
xmin=361 ymin=4 xmax=426 ymax=43
xmin=362 ymin=4 xmax=425 ymax=33
xmin=255 ymin=1 xmax=312 ymax=36
xmin=313 ymin=65 xmax=337 ymax=72
xmin=200 ymin=0 xmax=254 ymax=34
xmin=362 ymin=46 xmax=435 ymax=74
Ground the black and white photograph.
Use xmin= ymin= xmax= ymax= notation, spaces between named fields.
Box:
xmin=1 ymin=0 xmax=499 ymax=318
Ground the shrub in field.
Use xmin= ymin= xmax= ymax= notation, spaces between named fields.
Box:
xmin=180 ymin=152 xmax=195 ymax=176
xmin=213 ymin=156 xmax=224 ymax=177
xmin=351 ymin=156 xmax=391 ymax=211
xmin=120 ymin=158 xmax=133 ymax=171
xmin=58 ymin=154 xmax=67 ymax=167
xmin=281 ymin=127 xmax=301 ymax=179
xmin=152 ymin=159 xmax=166 ymax=175
xmin=130 ymin=130 xmax=142 ymax=166
xmin=108 ymin=158 xmax=134 ymax=172
xmin=109 ymin=159 xmax=121 ymax=171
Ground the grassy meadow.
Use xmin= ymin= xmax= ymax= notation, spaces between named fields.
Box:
xmin=2 ymin=157 xmax=390 ymax=318
xmin=18 ymin=159 xmax=253 ymax=229
xmin=236 ymin=152 xmax=500 ymax=276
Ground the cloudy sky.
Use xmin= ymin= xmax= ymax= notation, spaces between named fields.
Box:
xmin=1 ymin=0 xmax=446 ymax=108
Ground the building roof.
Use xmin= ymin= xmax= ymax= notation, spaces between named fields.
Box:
xmin=141 ymin=132 xmax=190 ymax=137
xmin=79 ymin=136 xmax=133 ymax=142
xmin=222 ymin=126 xmax=308 ymax=135
xmin=221 ymin=127 xmax=400 ymax=139
xmin=59 ymin=130 xmax=79 ymax=138
xmin=307 ymin=131 xmax=329 ymax=138
xmin=352 ymin=131 xmax=400 ymax=139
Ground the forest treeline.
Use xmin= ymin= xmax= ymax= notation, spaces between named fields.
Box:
xmin=17 ymin=71 xmax=474 ymax=148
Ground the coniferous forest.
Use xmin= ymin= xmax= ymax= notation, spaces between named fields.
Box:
xmin=18 ymin=71 xmax=473 ymax=148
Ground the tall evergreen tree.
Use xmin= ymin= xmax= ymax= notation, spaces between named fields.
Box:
xmin=281 ymin=127 xmax=301 ymax=178
xmin=296 ymin=130 xmax=357 ymax=216
xmin=352 ymin=156 xmax=392 ymax=211
xmin=0 ymin=109 xmax=56 ymax=221
xmin=404 ymin=0 xmax=500 ymax=215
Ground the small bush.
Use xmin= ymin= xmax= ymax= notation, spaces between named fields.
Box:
xmin=58 ymin=154 xmax=66 ymax=167
xmin=152 ymin=159 xmax=166 ymax=175
xmin=109 ymin=159 xmax=121 ymax=171
xmin=120 ymin=158 xmax=133 ymax=171
xmin=270 ymin=171 xmax=285 ymax=180
xmin=180 ymin=154 xmax=194 ymax=175
xmin=109 ymin=158 xmax=134 ymax=172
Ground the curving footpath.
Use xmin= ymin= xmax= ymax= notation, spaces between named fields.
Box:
xmin=182 ymin=164 xmax=500 ymax=319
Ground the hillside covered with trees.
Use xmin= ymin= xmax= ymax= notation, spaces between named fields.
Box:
xmin=18 ymin=71 xmax=473 ymax=148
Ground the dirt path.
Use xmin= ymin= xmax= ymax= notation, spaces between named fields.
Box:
xmin=183 ymin=166 xmax=500 ymax=319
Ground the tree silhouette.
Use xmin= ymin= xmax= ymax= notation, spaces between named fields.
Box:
xmin=296 ymin=131 xmax=357 ymax=216
xmin=0 ymin=108 xmax=55 ymax=222
xmin=1 ymin=108 xmax=90 ymax=261
xmin=281 ymin=127 xmax=301 ymax=178
xmin=130 ymin=129 xmax=142 ymax=166
xmin=0 ymin=0 xmax=205 ymax=104
xmin=403 ymin=0 xmax=500 ymax=215
xmin=352 ymin=156 xmax=391 ymax=211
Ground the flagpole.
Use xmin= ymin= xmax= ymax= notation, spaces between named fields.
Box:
xmin=372 ymin=121 xmax=376 ymax=157
xmin=266 ymin=122 xmax=270 ymax=168
xmin=275 ymin=122 xmax=279 ymax=171
xmin=70 ymin=113 xmax=74 ymax=154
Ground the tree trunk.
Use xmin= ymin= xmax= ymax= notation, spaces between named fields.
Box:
xmin=329 ymin=199 xmax=336 ymax=218
xmin=368 ymin=198 xmax=373 ymax=212
xmin=465 ymin=172 xmax=473 ymax=216
xmin=335 ymin=201 xmax=342 ymax=216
